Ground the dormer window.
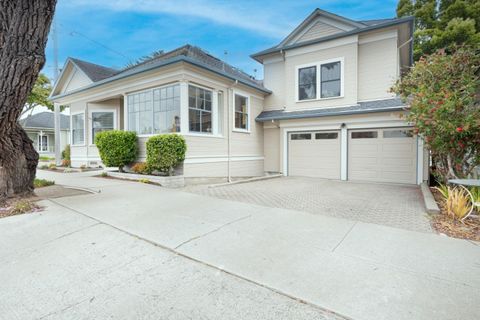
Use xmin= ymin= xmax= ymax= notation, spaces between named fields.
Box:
xmin=296 ymin=58 xmax=343 ymax=101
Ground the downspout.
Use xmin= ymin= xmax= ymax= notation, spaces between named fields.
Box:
xmin=227 ymin=79 xmax=239 ymax=183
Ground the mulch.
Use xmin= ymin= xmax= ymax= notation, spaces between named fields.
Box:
xmin=430 ymin=188 xmax=480 ymax=241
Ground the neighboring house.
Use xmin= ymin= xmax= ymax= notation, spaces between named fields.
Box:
xmin=49 ymin=8 xmax=428 ymax=185
xmin=20 ymin=112 xmax=70 ymax=158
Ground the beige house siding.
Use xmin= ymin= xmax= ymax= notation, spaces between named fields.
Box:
xmin=263 ymin=58 xmax=286 ymax=110
xmin=64 ymin=68 xmax=92 ymax=93
xmin=183 ymin=160 xmax=263 ymax=177
xmin=358 ymin=30 xmax=398 ymax=101
xmin=296 ymin=21 xmax=344 ymax=43
xmin=263 ymin=127 xmax=280 ymax=172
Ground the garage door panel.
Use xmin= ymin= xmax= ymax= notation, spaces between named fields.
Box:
xmin=348 ymin=128 xmax=416 ymax=184
xmin=288 ymin=131 xmax=340 ymax=179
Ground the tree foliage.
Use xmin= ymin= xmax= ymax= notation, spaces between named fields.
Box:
xmin=397 ymin=0 xmax=480 ymax=60
xmin=392 ymin=47 xmax=480 ymax=182
xmin=22 ymin=73 xmax=54 ymax=116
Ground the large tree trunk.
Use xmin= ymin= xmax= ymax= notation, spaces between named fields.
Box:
xmin=0 ymin=0 xmax=57 ymax=199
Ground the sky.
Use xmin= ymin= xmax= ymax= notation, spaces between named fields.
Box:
xmin=43 ymin=0 xmax=400 ymax=82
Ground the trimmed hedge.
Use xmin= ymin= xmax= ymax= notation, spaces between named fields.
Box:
xmin=95 ymin=130 xmax=138 ymax=172
xmin=146 ymin=134 xmax=187 ymax=175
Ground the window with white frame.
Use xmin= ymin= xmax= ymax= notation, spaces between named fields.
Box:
xmin=72 ymin=113 xmax=85 ymax=145
xmin=91 ymin=111 xmax=114 ymax=143
xmin=234 ymin=93 xmax=249 ymax=130
xmin=321 ymin=61 xmax=341 ymax=98
xmin=297 ymin=59 xmax=342 ymax=101
xmin=188 ymin=85 xmax=212 ymax=133
xmin=127 ymin=84 xmax=180 ymax=135
xmin=298 ymin=66 xmax=317 ymax=100
xmin=38 ymin=135 xmax=48 ymax=152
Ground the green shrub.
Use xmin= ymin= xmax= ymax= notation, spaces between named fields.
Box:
xmin=39 ymin=156 xmax=53 ymax=161
xmin=61 ymin=144 xmax=71 ymax=161
xmin=39 ymin=164 xmax=48 ymax=170
xmin=95 ymin=130 xmax=138 ymax=172
xmin=34 ymin=178 xmax=55 ymax=188
xmin=146 ymin=134 xmax=186 ymax=175
xmin=48 ymin=163 xmax=56 ymax=170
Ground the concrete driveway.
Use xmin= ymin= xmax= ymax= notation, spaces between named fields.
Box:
xmin=185 ymin=177 xmax=431 ymax=233
xmin=1 ymin=170 xmax=479 ymax=320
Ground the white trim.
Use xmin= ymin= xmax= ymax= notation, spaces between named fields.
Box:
xmin=88 ymin=109 xmax=117 ymax=145
xmin=232 ymin=89 xmax=251 ymax=133
xmin=288 ymin=16 xmax=352 ymax=45
xmin=340 ymin=126 xmax=348 ymax=180
xmin=295 ymin=57 xmax=345 ymax=103
xmin=285 ymin=35 xmax=358 ymax=58
xmin=71 ymin=157 xmax=102 ymax=161
xmin=70 ymin=111 xmax=86 ymax=146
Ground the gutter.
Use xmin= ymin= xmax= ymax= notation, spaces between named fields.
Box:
xmin=49 ymin=56 xmax=271 ymax=101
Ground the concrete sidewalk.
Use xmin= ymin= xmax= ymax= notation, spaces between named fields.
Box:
xmin=35 ymin=171 xmax=480 ymax=320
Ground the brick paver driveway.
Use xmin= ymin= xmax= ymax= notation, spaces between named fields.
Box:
xmin=184 ymin=177 xmax=431 ymax=233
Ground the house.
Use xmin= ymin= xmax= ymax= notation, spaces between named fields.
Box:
xmin=20 ymin=112 xmax=70 ymax=158
xmin=49 ymin=8 xmax=428 ymax=185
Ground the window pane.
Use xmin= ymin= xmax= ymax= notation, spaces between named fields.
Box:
xmin=298 ymin=66 xmax=316 ymax=100
xmin=189 ymin=109 xmax=201 ymax=132
xmin=315 ymin=132 xmax=338 ymax=139
xmin=201 ymin=111 xmax=212 ymax=133
xmin=321 ymin=62 xmax=340 ymax=81
xmin=383 ymin=130 xmax=413 ymax=138
xmin=92 ymin=112 xmax=114 ymax=142
xmin=321 ymin=80 xmax=341 ymax=98
xmin=351 ymin=131 xmax=378 ymax=139
xmin=235 ymin=95 xmax=247 ymax=113
xmin=72 ymin=114 xmax=84 ymax=145
xmin=234 ymin=94 xmax=249 ymax=130
xmin=291 ymin=133 xmax=311 ymax=140
xmin=153 ymin=84 xmax=180 ymax=133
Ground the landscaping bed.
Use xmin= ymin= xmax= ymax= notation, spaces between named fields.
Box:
xmin=430 ymin=187 xmax=480 ymax=241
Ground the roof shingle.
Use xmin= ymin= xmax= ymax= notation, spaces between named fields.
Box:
xmin=19 ymin=112 xmax=70 ymax=130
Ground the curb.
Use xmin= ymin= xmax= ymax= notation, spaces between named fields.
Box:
xmin=208 ymin=174 xmax=283 ymax=188
xmin=420 ymin=182 xmax=440 ymax=214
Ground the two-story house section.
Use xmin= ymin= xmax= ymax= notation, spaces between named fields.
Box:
xmin=253 ymin=9 xmax=427 ymax=185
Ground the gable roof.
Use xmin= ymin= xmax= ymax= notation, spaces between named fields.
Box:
xmin=19 ymin=112 xmax=70 ymax=130
xmin=251 ymin=9 xmax=414 ymax=62
xmin=256 ymin=98 xmax=406 ymax=122
xmin=50 ymin=45 xmax=270 ymax=100
xmin=69 ymin=58 xmax=118 ymax=82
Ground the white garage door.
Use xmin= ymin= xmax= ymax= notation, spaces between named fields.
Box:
xmin=288 ymin=131 xmax=341 ymax=179
xmin=348 ymin=128 xmax=416 ymax=184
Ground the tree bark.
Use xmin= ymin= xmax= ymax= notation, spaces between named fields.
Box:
xmin=0 ymin=1 xmax=57 ymax=199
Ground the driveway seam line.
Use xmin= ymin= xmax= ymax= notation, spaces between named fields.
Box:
xmin=332 ymin=221 xmax=357 ymax=252
xmin=46 ymin=199 xmax=353 ymax=320
xmin=174 ymin=214 xmax=252 ymax=250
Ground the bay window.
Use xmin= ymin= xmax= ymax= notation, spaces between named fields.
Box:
xmin=127 ymin=84 xmax=180 ymax=135
xmin=188 ymin=85 xmax=212 ymax=133
xmin=72 ymin=113 xmax=85 ymax=145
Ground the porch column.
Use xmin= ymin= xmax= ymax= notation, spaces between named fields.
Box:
xmin=54 ymin=102 xmax=61 ymax=165
xmin=416 ymin=136 xmax=424 ymax=185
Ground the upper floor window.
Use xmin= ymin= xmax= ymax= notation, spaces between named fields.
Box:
xmin=321 ymin=62 xmax=341 ymax=98
xmin=127 ymin=84 xmax=180 ymax=135
xmin=71 ymin=113 xmax=85 ymax=145
xmin=189 ymin=85 xmax=212 ymax=133
xmin=234 ymin=93 xmax=249 ymax=131
xmin=298 ymin=66 xmax=317 ymax=100
xmin=297 ymin=58 xmax=343 ymax=101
